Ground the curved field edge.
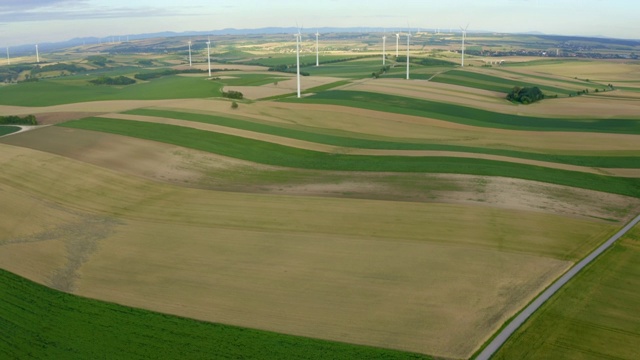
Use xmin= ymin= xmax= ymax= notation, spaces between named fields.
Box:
xmin=0 ymin=126 xmax=20 ymax=137
xmin=58 ymin=118 xmax=640 ymax=198
xmin=291 ymin=91 xmax=640 ymax=135
xmin=491 ymin=227 xmax=640 ymax=360
xmin=124 ymin=108 xmax=640 ymax=169
xmin=0 ymin=269 xmax=430 ymax=360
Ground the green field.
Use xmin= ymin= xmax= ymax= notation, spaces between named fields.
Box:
xmin=0 ymin=268 xmax=429 ymax=360
xmin=0 ymin=127 xmax=20 ymax=136
xmin=493 ymin=227 xmax=640 ymax=360
xmin=0 ymin=75 xmax=223 ymax=106
xmin=58 ymin=117 xmax=640 ymax=197
xmin=295 ymin=90 xmax=640 ymax=134
xmin=124 ymin=109 xmax=640 ymax=168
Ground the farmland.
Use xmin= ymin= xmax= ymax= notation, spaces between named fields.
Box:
xmin=1 ymin=31 xmax=640 ymax=359
xmin=492 ymin=227 xmax=640 ymax=360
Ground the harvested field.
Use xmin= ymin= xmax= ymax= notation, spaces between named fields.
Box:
xmin=88 ymin=112 xmax=639 ymax=177
xmin=5 ymin=126 xmax=640 ymax=221
xmin=349 ymin=78 xmax=640 ymax=118
xmin=0 ymin=143 xmax=621 ymax=358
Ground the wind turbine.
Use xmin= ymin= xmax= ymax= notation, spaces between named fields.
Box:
xmin=460 ymin=24 xmax=469 ymax=67
xmin=315 ymin=30 xmax=320 ymax=67
xmin=35 ymin=44 xmax=39 ymax=63
xmin=295 ymin=27 xmax=302 ymax=98
xmin=382 ymin=33 xmax=386 ymax=66
xmin=6 ymin=47 xmax=10 ymax=65
xmin=395 ymin=32 xmax=400 ymax=57
xmin=188 ymin=40 xmax=192 ymax=67
xmin=406 ymin=29 xmax=411 ymax=80
xmin=206 ymin=37 xmax=211 ymax=77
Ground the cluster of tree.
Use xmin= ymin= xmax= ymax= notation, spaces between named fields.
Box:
xmin=506 ymin=86 xmax=545 ymax=104
xmin=31 ymin=63 xmax=85 ymax=75
xmin=1 ymin=64 xmax=35 ymax=83
xmin=86 ymin=55 xmax=111 ymax=67
xmin=137 ymin=59 xmax=154 ymax=66
xmin=18 ymin=77 xmax=39 ymax=83
xmin=0 ymin=115 xmax=37 ymax=125
xmin=267 ymin=65 xmax=310 ymax=76
xmin=222 ymin=90 xmax=243 ymax=99
xmin=372 ymin=65 xmax=390 ymax=78
xmin=89 ymin=75 xmax=136 ymax=86
xmin=256 ymin=55 xmax=375 ymax=70
xmin=396 ymin=56 xmax=458 ymax=67
xmin=133 ymin=68 xmax=205 ymax=80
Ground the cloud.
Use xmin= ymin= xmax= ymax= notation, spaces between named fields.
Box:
xmin=0 ymin=2 xmax=186 ymax=23
xmin=0 ymin=0 xmax=85 ymax=11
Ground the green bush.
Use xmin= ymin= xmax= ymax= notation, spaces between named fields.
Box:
xmin=506 ymin=86 xmax=545 ymax=104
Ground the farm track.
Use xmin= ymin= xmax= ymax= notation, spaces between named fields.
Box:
xmin=100 ymin=113 xmax=640 ymax=178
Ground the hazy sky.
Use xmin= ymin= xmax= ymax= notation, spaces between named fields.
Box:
xmin=1 ymin=0 xmax=638 ymax=46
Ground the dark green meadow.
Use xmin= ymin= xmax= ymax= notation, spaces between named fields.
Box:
xmin=58 ymin=117 xmax=640 ymax=198
xmin=125 ymin=108 xmax=640 ymax=168
xmin=0 ymin=269 xmax=430 ymax=360
xmin=294 ymin=90 xmax=640 ymax=134
xmin=0 ymin=126 xmax=21 ymax=136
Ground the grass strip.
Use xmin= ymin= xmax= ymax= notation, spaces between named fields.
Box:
xmin=291 ymin=90 xmax=640 ymax=135
xmin=0 ymin=268 xmax=430 ymax=360
xmin=125 ymin=108 xmax=640 ymax=168
xmin=58 ymin=118 xmax=640 ymax=198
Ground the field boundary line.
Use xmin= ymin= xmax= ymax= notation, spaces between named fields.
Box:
xmin=475 ymin=213 xmax=640 ymax=360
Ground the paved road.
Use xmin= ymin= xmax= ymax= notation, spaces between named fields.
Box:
xmin=475 ymin=214 xmax=640 ymax=360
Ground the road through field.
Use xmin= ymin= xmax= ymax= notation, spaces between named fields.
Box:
xmin=475 ymin=213 xmax=640 ymax=360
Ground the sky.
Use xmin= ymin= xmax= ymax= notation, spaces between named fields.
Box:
xmin=1 ymin=0 xmax=639 ymax=46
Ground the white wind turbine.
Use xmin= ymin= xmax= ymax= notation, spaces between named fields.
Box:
xmin=395 ymin=32 xmax=400 ymax=57
xmin=188 ymin=40 xmax=192 ymax=67
xmin=382 ymin=32 xmax=386 ymax=66
xmin=406 ymin=29 xmax=411 ymax=80
xmin=315 ymin=30 xmax=320 ymax=67
xmin=6 ymin=47 xmax=10 ymax=65
xmin=460 ymin=24 xmax=469 ymax=67
xmin=206 ymin=37 xmax=212 ymax=77
xmin=35 ymin=44 xmax=39 ymax=63
xmin=295 ymin=27 xmax=302 ymax=98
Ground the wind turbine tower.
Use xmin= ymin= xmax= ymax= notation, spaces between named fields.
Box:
xmin=295 ymin=29 xmax=302 ymax=98
xmin=382 ymin=34 xmax=386 ymax=65
xmin=315 ymin=31 xmax=320 ymax=67
xmin=206 ymin=37 xmax=212 ymax=77
xmin=188 ymin=40 xmax=192 ymax=67
xmin=6 ymin=47 xmax=10 ymax=65
xmin=460 ymin=24 xmax=469 ymax=67
xmin=35 ymin=44 xmax=39 ymax=63
xmin=395 ymin=33 xmax=400 ymax=57
xmin=406 ymin=31 xmax=411 ymax=80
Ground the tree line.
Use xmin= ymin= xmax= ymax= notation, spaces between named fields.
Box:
xmin=0 ymin=115 xmax=38 ymax=125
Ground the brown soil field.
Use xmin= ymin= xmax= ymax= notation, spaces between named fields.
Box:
xmin=0 ymin=142 xmax=620 ymax=358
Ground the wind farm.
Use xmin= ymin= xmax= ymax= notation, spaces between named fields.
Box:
xmin=1 ymin=19 xmax=640 ymax=360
